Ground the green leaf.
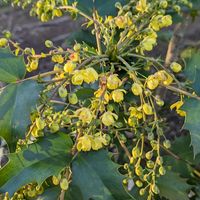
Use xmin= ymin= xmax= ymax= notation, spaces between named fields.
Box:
xmin=68 ymin=150 xmax=134 ymax=200
xmin=183 ymin=98 xmax=200 ymax=156
xmin=34 ymin=187 xmax=61 ymax=200
xmin=164 ymin=135 xmax=194 ymax=178
xmin=0 ymin=133 xmax=73 ymax=196
xmin=69 ymin=0 xmax=127 ymax=16
xmin=0 ymin=48 xmax=26 ymax=83
xmin=76 ymin=88 xmax=95 ymax=100
xmin=0 ymin=80 xmax=42 ymax=150
xmin=184 ymin=52 xmax=200 ymax=95
xmin=157 ymin=171 xmax=190 ymax=200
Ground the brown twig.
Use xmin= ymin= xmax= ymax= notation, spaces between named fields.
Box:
xmin=115 ymin=131 xmax=132 ymax=160
xmin=165 ymin=15 xmax=190 ymax=67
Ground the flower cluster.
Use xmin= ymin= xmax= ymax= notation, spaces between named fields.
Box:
xmin=0 ymin=0 xmax=193 ymax=199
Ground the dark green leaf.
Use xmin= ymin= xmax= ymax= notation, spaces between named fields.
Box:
xmin=34 ymin=187 xmax=61 ymax=200
xmin=184 ymin=53 xmax=200 ymax=95
xmin=0 ymin=48 xmax=26 ymax=83
xmin=69 ymin=0 xmax=127 ymax=16
xmin=76 ymin=88 xmax=95 ymax=100
xmin=157 ymin=171 xmax=190 ymax=200
xmin=183 ymin=98 xmax=200 ymax=156
xmin=0 ymin=80 xmax=42 ymax=150
xmin=164 ymin=135 xmax=194 ymax=178
xmin=0 ymin=133 xmax=73 ymax=196
xmin=68 ymin=150 xmax=134 ymax=200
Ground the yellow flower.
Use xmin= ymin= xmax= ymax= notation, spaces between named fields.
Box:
xmin=136 ymin=0 xmax=148 ymax=13
xmin=131 ymin=83 xmax=143 ymax=96
xmin=150 ymin=15 xmax=163 ymax=31
xmin=77 ymin=135 xmax=93 ymax=152
xmin=75 ymin=107 xmax=93 ymax=124
xmin=105 ymin=16 xmax=113 ymax=24
xmin=128 ymin=117 xmax=137 ymax=127
xmin=111 ymin=89 xmax=126 ymax=103
xmin=71 ymin=70 xmax=84 ymax=85
xmin=115 ymin=16 xmax=132 ymax=29
xmin=129 ymin=107 xmax=143 ymax=119
xmin=141 ymin=37 xmax=156 ymax=51
xmin=101 ymin=111 xmax=118 ymax=126
xmin=69 ymin=52 xmax=79 ymax=62
xmin=82 ymin=68 xmax=99 ymax=84
xmin=107 ymin=74 xmax=122 ymax=90
xmin=176 ymin=110 xmax=186 ymax=117
xmin=64 ymin=61 xmax=76 ymax=74
xmin=155 ymin=70 xmax=173 ymax=86
xmin=143 ymin=103 xmax=153 ymax=115
xmin=170 ymin=101 xmax=186 ymax=117
xmin=115 ymin=16 xmax=125 ymax=29
xmin=95 ymin=88 xmax=110 ymax=104
xmin=52 ymin=55 xmax=64 ymax=64
xmin=161 ymin=15 xmax=172 ymax=27
xmin=0 ymin=38 xmax=8 ymax=47
xmin=30 ymin=59 xmax=39 ymax=71
xmin=170 ymin=62 xmax=182 ymax=73
xmin=146 ymin=75 xmax=159 ymax=90
xmin=91 ymin=137 xmax=103 ymax=150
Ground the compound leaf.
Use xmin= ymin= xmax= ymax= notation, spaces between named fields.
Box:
xmin=69 ymin=150 xmax=134 ymax=200
xmin=0 ymin=48 xmax=26 ymax=83
xmin=0 ymin=80 xmax=42 ymax=151
xmin=0 ymin=133 xmax=73 ymax=196
xmin=157 ymin=171 xmax=190 ymax=200
xmin=183 ymin=98 xmax=200 ymax=156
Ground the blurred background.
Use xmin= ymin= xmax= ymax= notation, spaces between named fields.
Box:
xmin=0 ymin=1 xmax=80 ymax=62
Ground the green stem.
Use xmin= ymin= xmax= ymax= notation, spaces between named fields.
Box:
xmin=58 ymin=5 xmax=94 ymax=22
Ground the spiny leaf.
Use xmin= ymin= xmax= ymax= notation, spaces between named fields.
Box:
xmin=67 ymin=150 xmax=135 ymax=200
xmin=157 ymin=171 xmax=190 ymax=200
xmin=184 ymin=52 xmax=200 ymax=95
xmin=183 ymin=98 xmax=200 ymax=156
xmin=0 ymin=48 xmax=26 ymax=83
xmin=0 ymin=80 xmax=42 ymax=151
xmin=0 ymin=133 xmax=73 ymax=196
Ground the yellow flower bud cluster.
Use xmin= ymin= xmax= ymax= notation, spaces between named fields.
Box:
xmin=150 ymin=15 xmax=172 ymax=31
xmin=146 ymin=70 xmax=173 ymax=90
xmin=128 ymin=106 xmax=143 ymax=127
xmin=77 ymin=134 xmax=108 ymax=152
xmin=26 ymin=59 xmax=39 ymax=72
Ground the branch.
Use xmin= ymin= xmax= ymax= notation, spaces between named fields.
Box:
xmin=165 ymin=15 xmax=190 ymax=67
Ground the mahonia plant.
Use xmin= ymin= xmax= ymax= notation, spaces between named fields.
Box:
xmin=0 ymin=0 xmax=200 ymax=200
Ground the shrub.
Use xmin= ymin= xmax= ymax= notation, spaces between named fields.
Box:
xmin=0 ymin=0 xmax=200 ymax=200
